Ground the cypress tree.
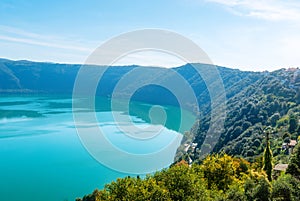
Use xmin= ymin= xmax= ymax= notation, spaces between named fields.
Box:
xmin=263 ymin=127 xmax=273 ymax=181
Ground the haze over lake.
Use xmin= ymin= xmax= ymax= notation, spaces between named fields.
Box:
xmin=0 ymin=95 xmax=195 ymax=201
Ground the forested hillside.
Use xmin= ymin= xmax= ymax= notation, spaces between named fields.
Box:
xmin=0 ymin=59 xmax=261 ymax=109
xmin=186 ymin=68 xmax=300 ymax=163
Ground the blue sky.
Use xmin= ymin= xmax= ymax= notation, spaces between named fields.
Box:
xmin=0 ymin=0 xmax=300 ymax=71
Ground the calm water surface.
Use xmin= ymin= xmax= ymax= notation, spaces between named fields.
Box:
xmin=0 ymin=95 xmax=195 ymax=201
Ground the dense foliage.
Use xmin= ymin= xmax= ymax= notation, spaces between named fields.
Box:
xmin=77 ymin=152 xmax=300 ymax=201
xmin=187 ymin=68 xmax=300 ymax=163
xmin=286 ymin=143 xmax=300 ymax=180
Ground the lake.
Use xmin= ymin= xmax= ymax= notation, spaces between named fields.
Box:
xmin=0 ymin=95 xmax=195 ymax=201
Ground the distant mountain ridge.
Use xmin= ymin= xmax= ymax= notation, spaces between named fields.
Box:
xmin=0 ymin=58 xmax=262 ymax=111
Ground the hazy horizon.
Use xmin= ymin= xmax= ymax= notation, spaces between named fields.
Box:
xmin=1 ymin=56 xmax=298 ymax=73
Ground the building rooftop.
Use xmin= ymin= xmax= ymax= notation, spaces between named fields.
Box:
xmin=274 ymin=164 xmax=288 ymax=171
xmin=288 ymin=140 xmax=297 ymax=147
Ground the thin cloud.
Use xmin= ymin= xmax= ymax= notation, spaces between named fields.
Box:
xmin=0 ymin=25 xmax=93 ymax=52
xmin=0 ymin=35 xmax=92 ymax=52
xmin=206 ymin=0 xmax=300 ymax=21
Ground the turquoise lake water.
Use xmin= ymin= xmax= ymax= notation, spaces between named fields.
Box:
xmin=0 ymin=96 xmax=195 ymax=201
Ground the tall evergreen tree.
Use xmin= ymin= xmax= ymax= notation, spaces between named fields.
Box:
xmin=263 ymin=127 xmax=273 ymax=181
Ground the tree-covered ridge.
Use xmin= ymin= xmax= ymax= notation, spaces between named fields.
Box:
xmin=0 ymin=59 xmax=262 ymax=110
xmin=189 ymin=68 xmax=300 ymax=162
xmin=77 ymin=149 xmax=300 ymax=201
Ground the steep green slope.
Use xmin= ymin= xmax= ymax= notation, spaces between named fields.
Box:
xmin=191 ymin=68 xmax=300 ymax=162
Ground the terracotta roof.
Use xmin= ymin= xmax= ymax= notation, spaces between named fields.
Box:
xmin=274 ymin=164 xmax=288 ymax=171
